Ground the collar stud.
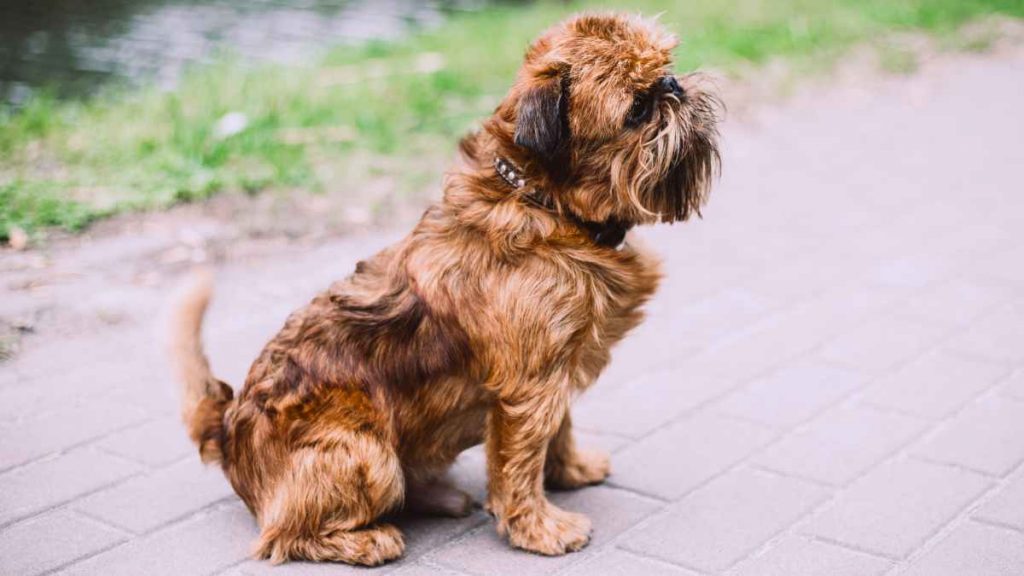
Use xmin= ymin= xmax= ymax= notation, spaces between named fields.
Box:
xmin=494 ymin=157 xmax=526 ymax=189
xmin=493 ymin=155 xmax=631 ymax=250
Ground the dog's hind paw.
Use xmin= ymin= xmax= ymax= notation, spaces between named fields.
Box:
xmin=407 ymin=479 xmax=477 ymax=518
xmin=547 ymin=449 xmax=611 ymax=490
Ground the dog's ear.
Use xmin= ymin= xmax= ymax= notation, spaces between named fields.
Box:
xmin=514 ymin=69 xmax=568 ymax=159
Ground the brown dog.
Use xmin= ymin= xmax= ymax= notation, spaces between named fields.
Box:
xmin=170 ymin=12 xmax=719 ymax=566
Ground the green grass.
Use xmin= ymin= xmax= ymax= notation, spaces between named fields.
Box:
xmin=3 ymin=0 xmax=1024 ymax=240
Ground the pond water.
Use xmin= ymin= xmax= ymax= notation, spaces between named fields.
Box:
xmin=0 ymin=0 xmax=486 ymax=105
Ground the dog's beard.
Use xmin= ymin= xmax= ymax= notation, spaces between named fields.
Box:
xmin=610 ymin=76 xmax=721 ymax=224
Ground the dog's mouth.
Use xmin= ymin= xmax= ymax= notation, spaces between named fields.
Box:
xmin=652 ymin=82 xmax=722 ymax=222
xmin=610 ymin=77 xmax=721 ymax=225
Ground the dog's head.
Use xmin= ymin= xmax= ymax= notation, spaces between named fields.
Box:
xmin=494 ymin=13 xmax=721 ymax=225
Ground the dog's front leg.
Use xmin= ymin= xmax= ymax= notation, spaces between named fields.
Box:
xmin=485 ymin=384 xmax=592 ymax=555
xmin=545 ymin=412 xmax=611 ymax=490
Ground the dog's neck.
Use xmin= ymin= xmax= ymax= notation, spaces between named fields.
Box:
xmin=493 ymin=156 xmax=631 ymax=250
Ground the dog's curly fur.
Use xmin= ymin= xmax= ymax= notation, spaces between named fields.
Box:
xmin=170 ymin=12 xmax=720 ymax=566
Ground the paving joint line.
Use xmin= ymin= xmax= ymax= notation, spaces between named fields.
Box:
xmin=0 ymin=467 xmax=149 ymax=531
xmin=37 ymin=534 xmax=134 ymax=576
xmin=876 ymin=422 xmax=1024 ymax=575
xmin=46 ymin=495 xmax=246 ymax=575
xmin=735 ymin=314 xmax=1010 ymax=574
xmin=0 ymin=414 xmax=154 ymax=477
xmin=970 ymin=516 xmax=1024 ymax=535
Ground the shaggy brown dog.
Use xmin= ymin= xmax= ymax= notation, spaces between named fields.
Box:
xmin=171 ymin=12 xmax=719 ymax=566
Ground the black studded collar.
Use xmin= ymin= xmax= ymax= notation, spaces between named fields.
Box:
xmin=493 ymin=156 xmax=631 ymax=250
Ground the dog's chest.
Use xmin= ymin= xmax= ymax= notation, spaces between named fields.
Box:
xmin=572 ymin=255 xmax=659 ymax=388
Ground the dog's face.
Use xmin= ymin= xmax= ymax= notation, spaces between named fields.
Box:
xmin=506 ymin=13 xmax=721 ymax=225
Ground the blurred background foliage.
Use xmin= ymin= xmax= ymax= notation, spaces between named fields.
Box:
xmin=2 ymin=0 xmax=1024 ymax=240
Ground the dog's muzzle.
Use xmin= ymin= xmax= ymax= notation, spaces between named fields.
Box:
xmin=658 ymin=76 xmax=684 ymax=98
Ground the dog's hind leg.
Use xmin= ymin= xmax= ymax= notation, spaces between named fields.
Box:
xmin=252 ymin=430 xmax=406 ymax=566
xmin=405 ymin=471 xmax=475 ymax=518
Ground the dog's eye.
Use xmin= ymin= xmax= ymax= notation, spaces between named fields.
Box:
xmin=626 ymin=93 xmax=652 ymax=127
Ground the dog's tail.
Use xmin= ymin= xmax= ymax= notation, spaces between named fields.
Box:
xmin=169 ymin=269 xmax=234 ymax=465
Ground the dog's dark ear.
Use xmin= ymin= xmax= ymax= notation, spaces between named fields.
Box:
xmin=515 ymin=71 xmax=568 ymax=158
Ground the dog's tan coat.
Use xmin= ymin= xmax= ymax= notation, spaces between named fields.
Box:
xmin=171 ymin=12 xmax=719 ymax=566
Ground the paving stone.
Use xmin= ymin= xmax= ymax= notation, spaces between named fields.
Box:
xmin=103 ymin=374 xmax=181 ymax=416
xmin=869 ymin=253 xmax=954 ymax=293
xmin=716 ymin=360 xmax=864 ymax=428
xmin=803 ymin=458 xmax=991 ymax=558
xmin=651 ymin=287 xmax=779 ymax=351
xmin=614 ymin=289 xmax=864 ymax=401
xmin=899 ymin=279 xmax=1012 ymax=327
xmin=681 ymin=311 xmax=837 ymax=387
xmin=901 ymin=522 xmax=1024 ymax=576
xmin=389 ymin=563 xmax=468 ymax=576
xmin=861 ymin=352 xmax=1009 ymax=419
xmin=57 ymin=502 xmax=256 ymax=576
xmin=573 ymin=429 xmax=631 ymax=454
xmin=901 ymin=211 xmax=1013 ymax=264
xmin=731 ymin=535 xmax=892 ymax=576
xmin=594 ymin=321 xmax=702 ymax=390
xmin=818 ymin=316 xmax=950 ymax=375
xmin=653 ymin=247 xmax=758 ymax=305
xmin=912 ymin=395 xmax=1024 ymax=476
xmin=17 ymin=348 xmax=170 ymax=422
xmin=663 ymin=282 xmax=909 ymax=394
xmin=761 ymin=283 xmax=905 ymax=350
xmin=428 ymin=486 xmax=659 ymax=576
xmin=611 ymin=412 xmax=776 ymax=500
xmin=970 ymin=244 xmax=1024 ymax=289
xmin=598 ymin=305 xmax=843 ymax=426
xmin=0 ymin=448 xmax=142 ymax=526
xmin=754 ymin=405 xmax=929 ymax=486
xmin=620 ymin=467 xmax=828 ymax=573
xmin=0 ymin=510 xmax=127 ymax=576
xmin=0 ymin=400 xmax=149 ymax=471
xmin=74 ymin=458 xmax=236 ymax=533
xmin=0 ymin=367 xmax=19 ymax=390
xmin=10 ymin=343 xmax=129 ymax=397
xmin=945 ymin=300 xmax=1024 ymax=364
xmin=397 ymin=511 xmax=491 ymax=563
xmin=974 ymin=472 xmax=1024 ymax=531
xmin=742 ymin=254 xmax=861 ymax=305
xmin=561 ymin=549 xmax=700 ymax=576
xmin=96 ymin=417 xmax=197 ymax=467
xmin=0 ymin=385 xmax=74 ymax=422
xmin=1001 ymin=370 xmax=1024 ymax=401
xmin=574 ymin=366 xmax=734 ymax=438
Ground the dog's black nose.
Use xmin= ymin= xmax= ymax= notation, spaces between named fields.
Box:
xmin=659 ymin=76 xmax=684 ymax=97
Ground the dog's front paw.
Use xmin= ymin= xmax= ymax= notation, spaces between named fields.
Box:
xmin=504 ymin=504 xmax=592 ymax=555
xmin=547 ymin=449 xmax=611 ymax=490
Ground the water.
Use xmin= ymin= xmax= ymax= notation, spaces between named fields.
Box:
xmin=0 ymin=0 xmax=484 ymax=105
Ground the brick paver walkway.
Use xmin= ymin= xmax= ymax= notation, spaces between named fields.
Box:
xmin=3 ymin=48 xmax=1024 ymax=576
